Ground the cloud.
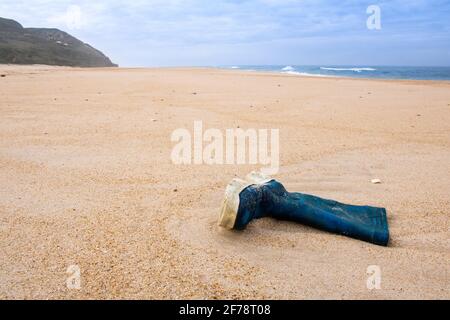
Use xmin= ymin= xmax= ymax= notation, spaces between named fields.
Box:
xmin=47 ymin=5 xmax=84 ymax=30
xmin=0 ymin=0 xmax=449 ymax=66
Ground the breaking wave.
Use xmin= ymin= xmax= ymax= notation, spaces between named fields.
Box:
xmin=282 ymin=66 xmax=295 ymax=71
xmin=320 ymin=67 xmax=376 ymax=72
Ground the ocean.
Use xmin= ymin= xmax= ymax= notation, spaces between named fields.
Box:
xmin=220 ymin=65 xmax=450 ymax=81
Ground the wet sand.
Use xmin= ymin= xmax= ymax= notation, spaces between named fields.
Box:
xmin=0 ymin=65 xmax=449 ymax=299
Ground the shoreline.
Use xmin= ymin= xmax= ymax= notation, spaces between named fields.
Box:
xmin=211 ymin=67 xmax=450 ymax=84
xmin=2 ymin=64 xmax=450 ymax=84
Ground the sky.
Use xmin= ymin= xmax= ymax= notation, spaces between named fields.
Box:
xmin=1 ymin=0 xmax=449 ymax=67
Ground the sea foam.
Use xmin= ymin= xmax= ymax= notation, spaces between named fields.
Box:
xmin=320 ymin=67 xmax=376 ymax=72
xmin=283 ymin=71 xmax=332 ymax=78
xmin=282 ymin=66 xmax=295 ymax=71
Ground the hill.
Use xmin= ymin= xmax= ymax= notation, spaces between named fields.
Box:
xmin=0 ymin=17 xmax=117 ymax=67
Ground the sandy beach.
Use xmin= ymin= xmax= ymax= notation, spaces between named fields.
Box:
xmin=0 ymin=65 xmax=449 ymax=299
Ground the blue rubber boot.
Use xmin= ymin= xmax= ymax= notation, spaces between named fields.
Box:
xmin=219 ymin=173 xmax=389 ymax=246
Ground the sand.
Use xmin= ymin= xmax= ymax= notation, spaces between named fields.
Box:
xmin=0 ymin=65 xmax=449 ymax=299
